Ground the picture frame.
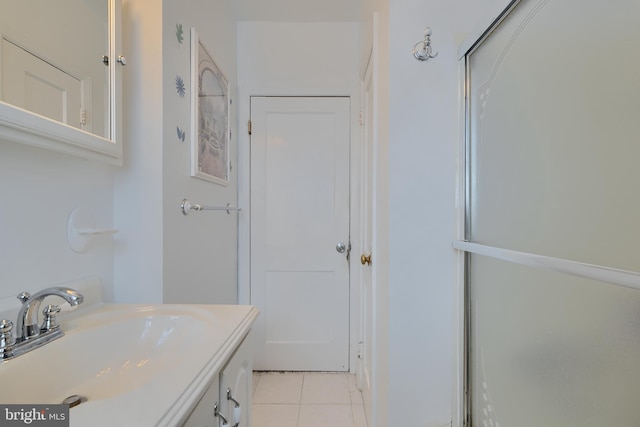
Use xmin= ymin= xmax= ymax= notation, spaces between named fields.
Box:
xmin=190 ymin=28 xmax=230 ymax=185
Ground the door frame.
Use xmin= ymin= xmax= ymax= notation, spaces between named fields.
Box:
xmin=237 ymin=87 xmax=362 ymax=373
xmin=453 ymin=1 xmax=556 ymax=424
xmin=358 ymin=47 xmax=375 ymax=422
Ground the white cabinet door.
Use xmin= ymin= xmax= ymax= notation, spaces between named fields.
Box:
xmin=183 ymin=333 xmax=254 ymax=427
xmin=219 ymin=334 xmax=253 ymax=427
xmin=182 ymin=375 xmax=220 ymax=427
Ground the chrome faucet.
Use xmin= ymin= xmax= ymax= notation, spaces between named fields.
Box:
xmin=16 ymin=287 xmax=83 ymax=340
xmin=0 ymin=287 xmax=83 ymax=360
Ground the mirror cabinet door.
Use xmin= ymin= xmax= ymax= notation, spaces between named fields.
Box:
xmin=0 ymin=0 xmax=122 ymax=165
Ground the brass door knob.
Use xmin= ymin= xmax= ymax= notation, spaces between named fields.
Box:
xmin=360 ymin=254 xmax=372 ymax=266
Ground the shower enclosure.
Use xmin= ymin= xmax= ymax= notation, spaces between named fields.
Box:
xmin=458 ymin=0 xmax=640 ymax=425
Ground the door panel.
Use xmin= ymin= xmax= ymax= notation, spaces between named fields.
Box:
xmin=251 ymin=96 xmax=350 ymax=371
xmin=465 ymin=0 xmax=640 ymax=425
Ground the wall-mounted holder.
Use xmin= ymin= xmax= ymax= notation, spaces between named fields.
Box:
xmin=66 ymin=208 xmax=118 ymax=253
xmin=412 ymin=27 xmax=438 ymax=61
xmin=181 ymin=199 xmax=241 ymax=215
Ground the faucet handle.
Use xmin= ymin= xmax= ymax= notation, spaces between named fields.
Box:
xmin=41 ymin=305 xmax=61 ymax=332
xmin=17 ymin=292 xmax=31 ymax=304
xmin=0 ymin=319 xmax=13 ymax=336
xmin=0 ymin=320 xmax=15 ymax=358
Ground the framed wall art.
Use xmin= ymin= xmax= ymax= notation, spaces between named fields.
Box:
xmin=190 ymin=28 xmax=229 ymax=185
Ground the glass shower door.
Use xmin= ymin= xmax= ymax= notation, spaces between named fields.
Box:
xmin=462 ymin=0 xmax=640 ymax=425
xmin=469 ymin=256 xmax=640 ymax=426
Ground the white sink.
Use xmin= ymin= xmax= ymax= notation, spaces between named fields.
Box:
xmin=0 ymin=303 xmax=258 ymax=426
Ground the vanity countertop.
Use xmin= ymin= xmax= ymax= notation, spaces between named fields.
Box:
xmin=0 ymin=302 xmax=259 ymax=427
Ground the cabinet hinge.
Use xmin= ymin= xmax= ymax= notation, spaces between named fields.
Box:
xmin=247 ymin=120 xmax=252 ymax=135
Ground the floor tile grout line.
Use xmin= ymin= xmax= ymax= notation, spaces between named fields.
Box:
xmin=296 ymin=373 xmax=305 ymax=427
xmin=252 ymin=372 xmax=367 ymax=427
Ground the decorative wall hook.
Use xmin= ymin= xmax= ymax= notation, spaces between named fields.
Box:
xmin=412 ymin=27 xmax=438 ymax=61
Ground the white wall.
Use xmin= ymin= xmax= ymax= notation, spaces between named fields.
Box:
xmin=115 ymin=0 xmax=239 ymax=304
xmin=161 ymin=0 xmax=239 ymax=304
xmin=0 ymin=141 xmax=114 ymax=300
xmin=237 ymin=22 xmax=359 ymax=91
xmin=384 ymin=0 xmax=509 ymax=426
xmin=114 ymin=0 xmax=164 ymax=303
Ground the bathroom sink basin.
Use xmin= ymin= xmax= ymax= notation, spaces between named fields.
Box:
xmin=0 ymin=303 xmax=258 ymax=426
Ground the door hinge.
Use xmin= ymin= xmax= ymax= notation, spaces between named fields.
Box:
xmin=80 ymin=109 xmax=87 ymax=126
xmin=358 ymin=111 xmax=364 ymax=127
xmin=247 ymin=119 xmax=252 ymax=135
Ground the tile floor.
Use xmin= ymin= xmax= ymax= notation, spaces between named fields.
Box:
xmin=252 ymin=372 xmax=368 ymax=427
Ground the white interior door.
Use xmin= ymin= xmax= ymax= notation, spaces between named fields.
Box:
xmin=358 ymin=52 xmax=375 ymax=422
xmin=250 ymin=96 xmax=351 ymax=371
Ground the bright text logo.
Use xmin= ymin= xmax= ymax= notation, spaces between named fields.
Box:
xmin=0 ymin=405 xmax=68 ymax=426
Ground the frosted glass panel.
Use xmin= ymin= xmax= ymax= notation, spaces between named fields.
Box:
xmin=469 ymin=255 xmax=640 ymax=427
xmin=468 ymin=0 xmax=640 ymax=271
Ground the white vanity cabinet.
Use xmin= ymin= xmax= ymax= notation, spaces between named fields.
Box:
xmin=183 ymin=332 xmax=253 ymax=427
xmin=183 ymin=376 xmax=221 ymax=427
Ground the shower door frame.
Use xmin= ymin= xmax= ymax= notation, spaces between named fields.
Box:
xmin=454 ymin=3 xmax=522 ymax=424
xmin=455 ymin=0 xmax=640 ymax=425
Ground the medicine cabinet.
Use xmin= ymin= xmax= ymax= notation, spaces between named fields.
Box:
xmin=0 ymin=0 xmax=123 ymax=164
